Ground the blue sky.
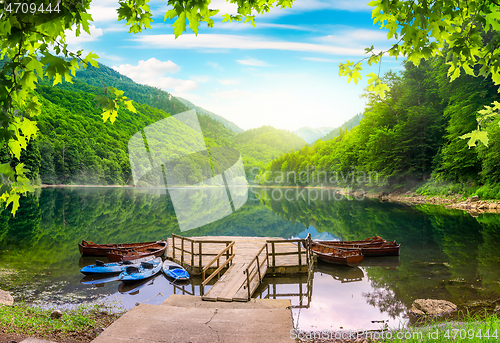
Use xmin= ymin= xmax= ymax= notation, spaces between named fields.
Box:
xmin=67 ymin=0 xmax=402 ymax=131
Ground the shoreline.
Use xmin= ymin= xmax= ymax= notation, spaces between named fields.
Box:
xmin=37 ymin=184 xmax=500 ymax=215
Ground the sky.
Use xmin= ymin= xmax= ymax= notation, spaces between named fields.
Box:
xmin=67 ymin=0 xmax=403 ymax=131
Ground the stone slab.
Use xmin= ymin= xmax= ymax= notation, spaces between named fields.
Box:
xmin=20 ymin=339 xmax=57 ymax=343
xmin=0 ymin=289 xmax=13 ymax=305
xmin=92 ymin=295 xmax=293 ymax=343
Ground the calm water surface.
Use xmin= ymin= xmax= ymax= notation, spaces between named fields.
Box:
xmin=1 ymin=187 xmax=499 ymax=331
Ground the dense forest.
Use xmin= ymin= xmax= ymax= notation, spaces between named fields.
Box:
xmin=259 ymin=55 xmax=500 ymax=198
xmin=0 ymin=62 xmax=305 ymax=186
xmin=320 ymin=113 xmax=364 ymax=141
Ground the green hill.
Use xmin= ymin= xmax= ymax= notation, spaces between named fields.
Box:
xmin=232 ymin=126 xmax=307 ymax=175
xmin=16 ymin=62 xmax=302 ymax=185
xmin=175 ymin=97 xmax=244 ymax=133
xmin=320 ymin=113 xmax=363 ymax=141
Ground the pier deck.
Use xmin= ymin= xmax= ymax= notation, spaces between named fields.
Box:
xmin=167 ymin=235 xmax=313 ymax=302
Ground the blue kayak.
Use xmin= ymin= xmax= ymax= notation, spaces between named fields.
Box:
xmin=80 ymin=256 xmax=155 ymax=275
xmin=163 ymin=260 xmax=190 ymax=281
xmin=118 ymin=257 xmax=162 ymax=282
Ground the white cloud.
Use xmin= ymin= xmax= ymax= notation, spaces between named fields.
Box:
xmin=290 ymin=0 xmax=371 ymax=12
xmin=113 ymin=58 xmax=198 ymax=93
xmin=133 ymin=34 xmax=365 ymax=56
xmin=208 ymin=89 xmax=251 ymax=99
xmin=65 ymin=25 xmax=103 ymax=51
xmin=237 ymin=58 xmax=269 ymax=67
xmin=210 ymin=0 xmax=371 ymax=20
xmin=190 ymin=75 xmax=210 ymax=83
xmin=207 ymin=61 xmax=224 ymax=71
xmin=318 ymin=29 xmax=389 ymax=46
xmin=215 ymin=22 xmax=313 ymax=31
xmin=98 ymin=52 xmax=125 ymax=62
xmin=89 ymin=6 xmax=118 ymax=23
xmin=302 ymin=57 xmax=337 ymax=63
xmin=103 ymin=25 xmax=129 ymax=33
xmin=217 ymin=79 xmax=240 ymax=85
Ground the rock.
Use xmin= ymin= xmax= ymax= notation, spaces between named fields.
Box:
xmin=50 ymin=310 xmax=63 ymax=319
xmin=94 ymin=327 xmax=104 ymax=335
xmin=410 ymin=299 xmax=457 ymax=316
xmin=495 ymin=305 xmax=500 ymax=312
xmin=470 ymin=195 xmax=480 ymax=202
xmin=0 ymin=289 xmax=13 ymax=305
xmin=490 ymin=203 xmax=498 ymax=209
xmin=465 ymin=299 xmax=491 ymax=308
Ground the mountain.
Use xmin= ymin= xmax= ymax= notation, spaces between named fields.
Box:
xmin=233 ymin=126 xmax=307 ymax=174
xmin=71 ymin=63 xmax=190 ymax=116
xmin=175 ymin=97 xmax=244 ymax=133
xmin=320 ymin=113 xmax=363 ymax=141
xmin=20 ymin=61 xmax=303 ymax=185
xmin=293 ymin=126 xmax=334 ymax=144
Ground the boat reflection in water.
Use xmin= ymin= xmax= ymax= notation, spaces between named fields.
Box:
xmin=316 ymin=263 xmax=364 ymax=283
xmin=80 ymin=274 xmax=121 ymax=286
xmin=118 ymin=276 xmax=159 ymax=295
xmin=358 ymin=255 xmax=400 ymax=268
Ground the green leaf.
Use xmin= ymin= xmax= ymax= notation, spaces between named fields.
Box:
xmin=172 ymin=11 xmax=187 ymax=38
xmin=0 ymin=163 xmax=15 ymax=180
xmin=85 ymin=51 xmax=99 ymax=68
xmin=460 ymin=129 xmax=489 ymax=148
xmin=5 ymin=193 xmax=20 ymax=216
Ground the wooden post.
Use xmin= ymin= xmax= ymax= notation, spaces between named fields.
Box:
xmin=272 ymin=242 xmax=276 ymax=272
xmin=266 ymin=243 xmax=269 ymax=267
xmin=305 ymin=238 xmax=309 ymax=268
xmin=298 ymin=239 xmax=302 ymax=269
xmin=246 ymin=269 xmax=251 ymax=300
xmin=217 ymin=257 xmax=220 ymax=279
xmin=191 ymin=240 xmax=194 ymax=270
xmin=181 ymin=237 xmax=185 ymax=264
xmin=299 ymin=282 xmax=303 ymax=308
xmin=173 ymin=235 xmax=176 ymax=260
xmin=256 ymin=255 xmax=261 ymax=282
xmin=199 ymin=241 xmax=203 ymax=272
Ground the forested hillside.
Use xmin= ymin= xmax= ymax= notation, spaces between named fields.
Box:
xmin=0 ymin=62 xmax=304 ymax=185
xmin=320 ymin=113 xmax=363 ymax=141
xmin=260 ymin=55 xmax=500 ymax=198
xmin=176 ymin=97 xmax=244 ymax=133
xmin=233 ymin=126 xmax=306 ymax=174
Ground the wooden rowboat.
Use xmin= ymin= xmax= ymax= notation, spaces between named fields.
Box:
xmin=314 ymin=240 xmax=400 ymax=257
xmin=78 ymin=240 xmax=160 ymax=256
xmin=106 ymin=241 xmax=167 ymax=262
xmin=312 ymin=243 xmax=364 ymax=267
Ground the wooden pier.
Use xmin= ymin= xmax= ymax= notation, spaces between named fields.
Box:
xmin=167 ymin=234 xmax=313 ymax=302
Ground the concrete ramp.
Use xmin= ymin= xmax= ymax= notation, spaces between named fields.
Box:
xmin=92 ymin=294 xmax=294 ymax=343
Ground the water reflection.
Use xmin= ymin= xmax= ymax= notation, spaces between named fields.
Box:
xmin=1 ymin=187 xmax=500 ymax=330
xmin=316 ymin=264 xmax=364 ymax=283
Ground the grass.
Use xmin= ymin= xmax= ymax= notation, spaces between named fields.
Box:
xmin=0 ymin=302 xmax=123 ymax=341
xmin=380 ymin=311 xmax=500 ymax=342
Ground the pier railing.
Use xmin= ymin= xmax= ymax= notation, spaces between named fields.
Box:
xmin=242 ymin=233 xmax=313 ymax=300
xmin=201 ymin=241 xmax=235 ymax=296
xmin=171 ymin=234 xmax=234 ymax=274
xmin=242 ymin=243 xmax=268 ymax=300
xmin=266 ymin=233 xmax=313 ymax=273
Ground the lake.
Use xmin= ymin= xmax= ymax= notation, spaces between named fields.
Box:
xmin=1 ymin=187 xmax=499 ymax=331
